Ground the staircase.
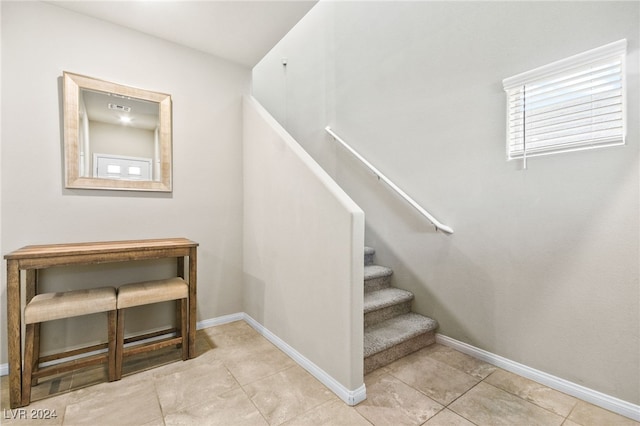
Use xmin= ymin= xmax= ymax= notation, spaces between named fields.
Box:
xmin=363 ymin=246 xmax=438 ymax=374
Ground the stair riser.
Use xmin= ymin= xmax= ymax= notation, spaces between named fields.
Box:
xmin=364 ymin=331 xmax=436 ymax=374
xmin=364 ymin=252 xmax=374 ymax=266
xmin=364 ymin=275 xmax=392 ymax=293
xmin=364 ymin=301 xmax=412 ymax=328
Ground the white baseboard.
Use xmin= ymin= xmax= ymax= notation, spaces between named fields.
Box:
xmin=7 ymin=317 xmax=636 ymax=419
xmin=196 ymin=312 xmax=245 ymax=330
xmin=0 ymin=312 xmax=366 ymax=406
xmin=0 ymin=313 xmax=245 ymax=377
xmin=436 ymin=334 xmax=640 ymax=422
xmin=241 ymin=313 xmax=366 ymax=406
xmin=0 ymin=312 xmax=367 ymax=406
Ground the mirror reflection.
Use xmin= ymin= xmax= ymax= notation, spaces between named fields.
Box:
xmin=63 ymin=72 xmax=172 ymax=192
xmin=79 ymin=89 xmax=160 ymax=181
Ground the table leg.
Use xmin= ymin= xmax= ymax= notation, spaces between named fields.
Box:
xmin=26 ymin=270 xmax=40 ymax=384
xmin=188 ymin=249 xmax=197 ymax=358
xmin=176 ymin=257 xmax=185 ymax=351
xmin=7 ymin=260 xmax=23 ymax=408
xmin=177 ymin=257 xmax=185 ymax=279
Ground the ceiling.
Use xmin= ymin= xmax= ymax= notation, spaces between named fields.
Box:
xmin=47 ymin=1 xmax=318 ymax=68
xmin=83 ymin=89 xmax=160 ymax=131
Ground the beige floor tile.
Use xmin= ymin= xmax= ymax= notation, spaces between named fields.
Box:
xmin=567 ymin=400 xmax=639 ymax=426
xmin=140 ymin=418 xmax=167 ymax=426
xmin=484 ymin=369 xmax=578 ymax=417
xmin=222 ymin=337 xmax=296 ymax=385
xmin=356 ymin=373 xmax=443 ymax=425
xmin=63 ymin=377 xmax=163 ymax=425
xmin=155 ymin=360 xmax=239 ymax=413
xmin=64 ymin=363 xmax=150 ymax=406
xmin=449 ymin=382 xmax=564 ymax=426
xmin=69 ymin=364 xmax=111 ymax=390
xmin=363 ymin=369 xmax=386 ymax=387
xmin=150 ymin=347 xmax=222 ymax=380
xmin=206 ymin=330 xmax=269 ymax=362
xmin=164 ymin=387 xmax=268 ymax=426
xmin=1 ymin=396 xmax=68 ymax=426
xmin=243 ymin=365 xmax=335 ymax=425
xmin=7 ymin=365 xmax=103 ymax=408
xmin=425 ymin=345 xmax=497 ymax=380
xmin=387 ymin=350 xmax=480 ymax=405
xmin=423 ymin=408 xmax=476 ymax=426
xmin=29 ymin=371 xmax=74 ymax=403
xmin=1 ymin=375 xmax=9 ymax=409
xmin=194 ymin=330 xmax=215 ymax=356
xmin=203 ymin=320 xmax=260 ymax=350
xmin=141 ymin=348 xmax=187 ymax=373
xmin=120 ymin=351 xmax=153 ymax=376
xmin=3 ymin=322 xmax=636 ymax=426
xmin=283 ymin=398 xmax=371 ymax=426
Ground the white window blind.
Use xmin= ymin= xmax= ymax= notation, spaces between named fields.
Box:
xmin=503 ymin=40 xmax=627 ymax=164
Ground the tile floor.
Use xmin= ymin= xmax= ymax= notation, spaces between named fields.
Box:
xmin=1 ymin=320 xmax=638 ymax=425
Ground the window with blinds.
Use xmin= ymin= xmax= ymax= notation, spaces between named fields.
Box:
xmin=503 ymin=40 xmax=627 ymax=164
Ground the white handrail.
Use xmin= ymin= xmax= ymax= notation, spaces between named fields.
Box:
xmin=325 ymin=126 xmax=454 ymax=234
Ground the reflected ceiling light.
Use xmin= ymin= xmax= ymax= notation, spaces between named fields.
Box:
xmin=108 ymin=103 xmax=131 ymax=112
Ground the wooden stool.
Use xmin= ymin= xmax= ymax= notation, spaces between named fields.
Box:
xmin=22 ymin=287 xmax=117 ymax=405
xmin=115 ymin=278 xmax=188 ymax=380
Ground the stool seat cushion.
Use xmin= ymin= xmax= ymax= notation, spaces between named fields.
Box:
xmin=117 ymin=278 xmax=188 ymax=309
xmin=25 ymin=287 xmax=117 ymax=324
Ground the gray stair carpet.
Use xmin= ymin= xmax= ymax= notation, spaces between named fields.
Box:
xmin=363 ymin=246 xmax=438 ymax=374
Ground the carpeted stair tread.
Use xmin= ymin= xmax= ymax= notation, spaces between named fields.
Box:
xmin=364 ymin=265 xmax=393 ymax=280
xmin=364 ymin=288 xmax=414 ymax=314
xmin=364 ymin=313 xmax=438 ymax=358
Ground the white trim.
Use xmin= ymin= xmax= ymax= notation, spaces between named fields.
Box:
xmin=0 ymin=314 xmax=245 ymax=377
xmin=0 ymin=327 xmax=182 ymax=375
xmin=0 ymin=312 xmax=366 ymax=407
xmin=242 ymin=313 xmax=367 ymax=406
xmin=196 ymin=312 xmax=244 ymax=330
xmin=503 ymin=39 xmax=627 ymax=164
xmin=436 ymin=334 xmax=640 ymax=422
xmin=503 ymin=39 xmax=627 ymax=89
xmin=9 ymin=316 xmax=637 ymax=419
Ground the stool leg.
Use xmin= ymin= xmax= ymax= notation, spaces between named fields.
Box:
xmin=115 ymin=309 xmax=125 ymax=381
xmin=107 ymin=311 xmax=117 ymax=382
xmin=22 ymin=324 xmax=35 ymax=406
xmin=31 ymin=323 xmax=41 ymax=386
xmin=175 ymin=299 xmax=182 ymax=350
xmin=180 ymin=298 xmax=188 ymax=361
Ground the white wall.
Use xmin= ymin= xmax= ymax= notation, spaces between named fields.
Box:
xmin=243 ymin=96 xmax=365 ymax=397
xmin=253 ymin=1 xmax=640 ymax=405
xmin=1 ymin=1 xmax=250 ymax=359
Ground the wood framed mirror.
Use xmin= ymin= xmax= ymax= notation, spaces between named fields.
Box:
xmin=63 ymin=72 xmax=172 ymax=192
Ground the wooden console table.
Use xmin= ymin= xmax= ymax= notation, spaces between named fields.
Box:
xmin=4 ymin=238 xmax=198 ymax=408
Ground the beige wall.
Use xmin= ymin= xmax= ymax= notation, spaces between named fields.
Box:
xmin=1 ymin=1 xmax=250 ymax=359
xmin=253 ymin=1 xmax=640 ymax=405
xmin=243 ymin=96 xmax=365 ymax=395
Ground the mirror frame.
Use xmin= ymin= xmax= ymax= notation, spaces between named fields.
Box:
xmin=63 ymin=72 xmax=173 ymax=192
